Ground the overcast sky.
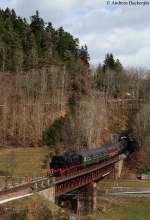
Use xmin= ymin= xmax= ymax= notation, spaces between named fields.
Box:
xmin=1 ymin=0 xmax=150 ymax=68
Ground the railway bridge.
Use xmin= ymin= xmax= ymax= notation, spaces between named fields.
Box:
xmin=0 ymin=153 xmax=127 ymax=213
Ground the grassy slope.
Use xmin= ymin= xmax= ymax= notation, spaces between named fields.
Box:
xmin=83 ymin=177 xmax=150 ymax=220
xmin=97 ymin=179 xmax=150 ymax=188
xmin=0 ymin=146 xmax=50 ymax=176
xmin=102 ymin=196 xmax=150 ymax=220
xmin=3 ymin=194 xmax=69 ymax=220
xmin=83 ymin=196 xmax=150 ymax=220
xmin=0 ymin=147 xmax=150 ymax=220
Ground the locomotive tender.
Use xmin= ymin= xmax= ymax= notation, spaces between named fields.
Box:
xmin=49 ymin=136 xmax=128 ymax=177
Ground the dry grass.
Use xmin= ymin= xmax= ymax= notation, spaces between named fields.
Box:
xmin=2 ymin=194 xmax=69 ymax=220
xmin=0 ymin=146 xmax=50 ymax=177
xmin=97 ymin=178 xmax=150 ymax=189
xmin=82 ymin=196 xmax=150 ymax=220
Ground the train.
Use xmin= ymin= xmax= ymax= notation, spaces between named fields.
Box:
xmin=49 ymin=136 xmax=129 ymax=177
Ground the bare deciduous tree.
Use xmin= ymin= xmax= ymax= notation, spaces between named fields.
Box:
xmin=0 ymin=65 xmax=67 ymax=147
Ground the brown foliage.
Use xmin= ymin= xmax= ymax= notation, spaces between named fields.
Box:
xmin=0 ymin=66 xmax=67 ymax=146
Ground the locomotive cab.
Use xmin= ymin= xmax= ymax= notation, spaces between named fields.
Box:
xmin=50 ymin=156 xmax=66 ymax=167
xmin=50 ymin=156 xmax=66 ymax=176
xmin=49 ymin=153 xmax=83 ymax=177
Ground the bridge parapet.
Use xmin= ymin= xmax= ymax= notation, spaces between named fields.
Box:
xmin=54 ymin=154 xmax=127 ymax=197
xmin=0 ymin=153 xmax=128 ymax=207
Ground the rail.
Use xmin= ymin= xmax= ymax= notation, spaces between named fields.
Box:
xmin=0 ymin=153 xmax=127 ymax=199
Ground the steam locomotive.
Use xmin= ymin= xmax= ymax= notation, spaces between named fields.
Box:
xmin=49 ymin=136 xmax=128 ymax=177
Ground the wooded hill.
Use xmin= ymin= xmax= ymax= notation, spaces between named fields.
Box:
xmin=0 ymin=8 xmax=91 ymax=147
xmin=0 ymin=8 xmax=149 ymax=169
xmin=0 ymin=8 xmax=89 ymax=71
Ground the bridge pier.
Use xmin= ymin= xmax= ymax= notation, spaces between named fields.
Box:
xmin=38 ymin=178 xmax=55 ymax=203
xmin=39 ymin=185 xmax=55 ymax=202
xmin=78 ymin=182 xmax=97 ymax=214
xmin=56 ymin=182 xmax=97 ymax=215
xmin=114 ymin=159 xmax=124 ymax=179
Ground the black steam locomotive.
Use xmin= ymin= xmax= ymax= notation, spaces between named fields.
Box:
xmin=49 ymin=136 xmax=129 ymax=177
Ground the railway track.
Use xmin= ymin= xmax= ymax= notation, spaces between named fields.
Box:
xmin=0 ymin=153 xmax=127 ymax=204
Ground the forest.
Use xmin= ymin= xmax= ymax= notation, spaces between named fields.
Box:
xmin=0 ymin=8 xmax=89 ymax=71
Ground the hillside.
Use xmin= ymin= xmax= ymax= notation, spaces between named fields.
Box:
xmin=0 ymin=7 xmax=150 ymax=220
xmin=0 ymin=8 xmax=89 ymax=71
xmin=0 ymin=8 xmax=149 ymax=173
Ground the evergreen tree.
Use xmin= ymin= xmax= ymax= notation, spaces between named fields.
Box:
xmin=79 ymin=44 xmax=90 ymax=65
xmin=95 ymin=63 xmax=106 ymax=91
xmin=46 ymin=22 xmax=54 ymax=33
xmin=0 ymin=8 xmax=90 ymax=71
xmin=95 ymin=54 xmax=124 ymax=97
xmin=103 ymin=53 xmax=115 ymax=72
xmin=30 ymin=10 xmax=45 ymax=33
xmin=115 ymin=58 xmax=123 ymax=72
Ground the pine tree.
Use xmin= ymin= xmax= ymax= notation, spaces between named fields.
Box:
xmin=79 ymin=44 xmax=90 ymax=65
xmin=0 ymin=8 xmax=90 ymax=71
xmin=103 ymin=53 xmax=116 ymax=72
xmin=115 ymin=59 xmax=123 ymax=72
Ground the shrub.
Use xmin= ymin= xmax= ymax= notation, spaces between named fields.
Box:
xmin=43 ymin=117 xmax=67 ymax=146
